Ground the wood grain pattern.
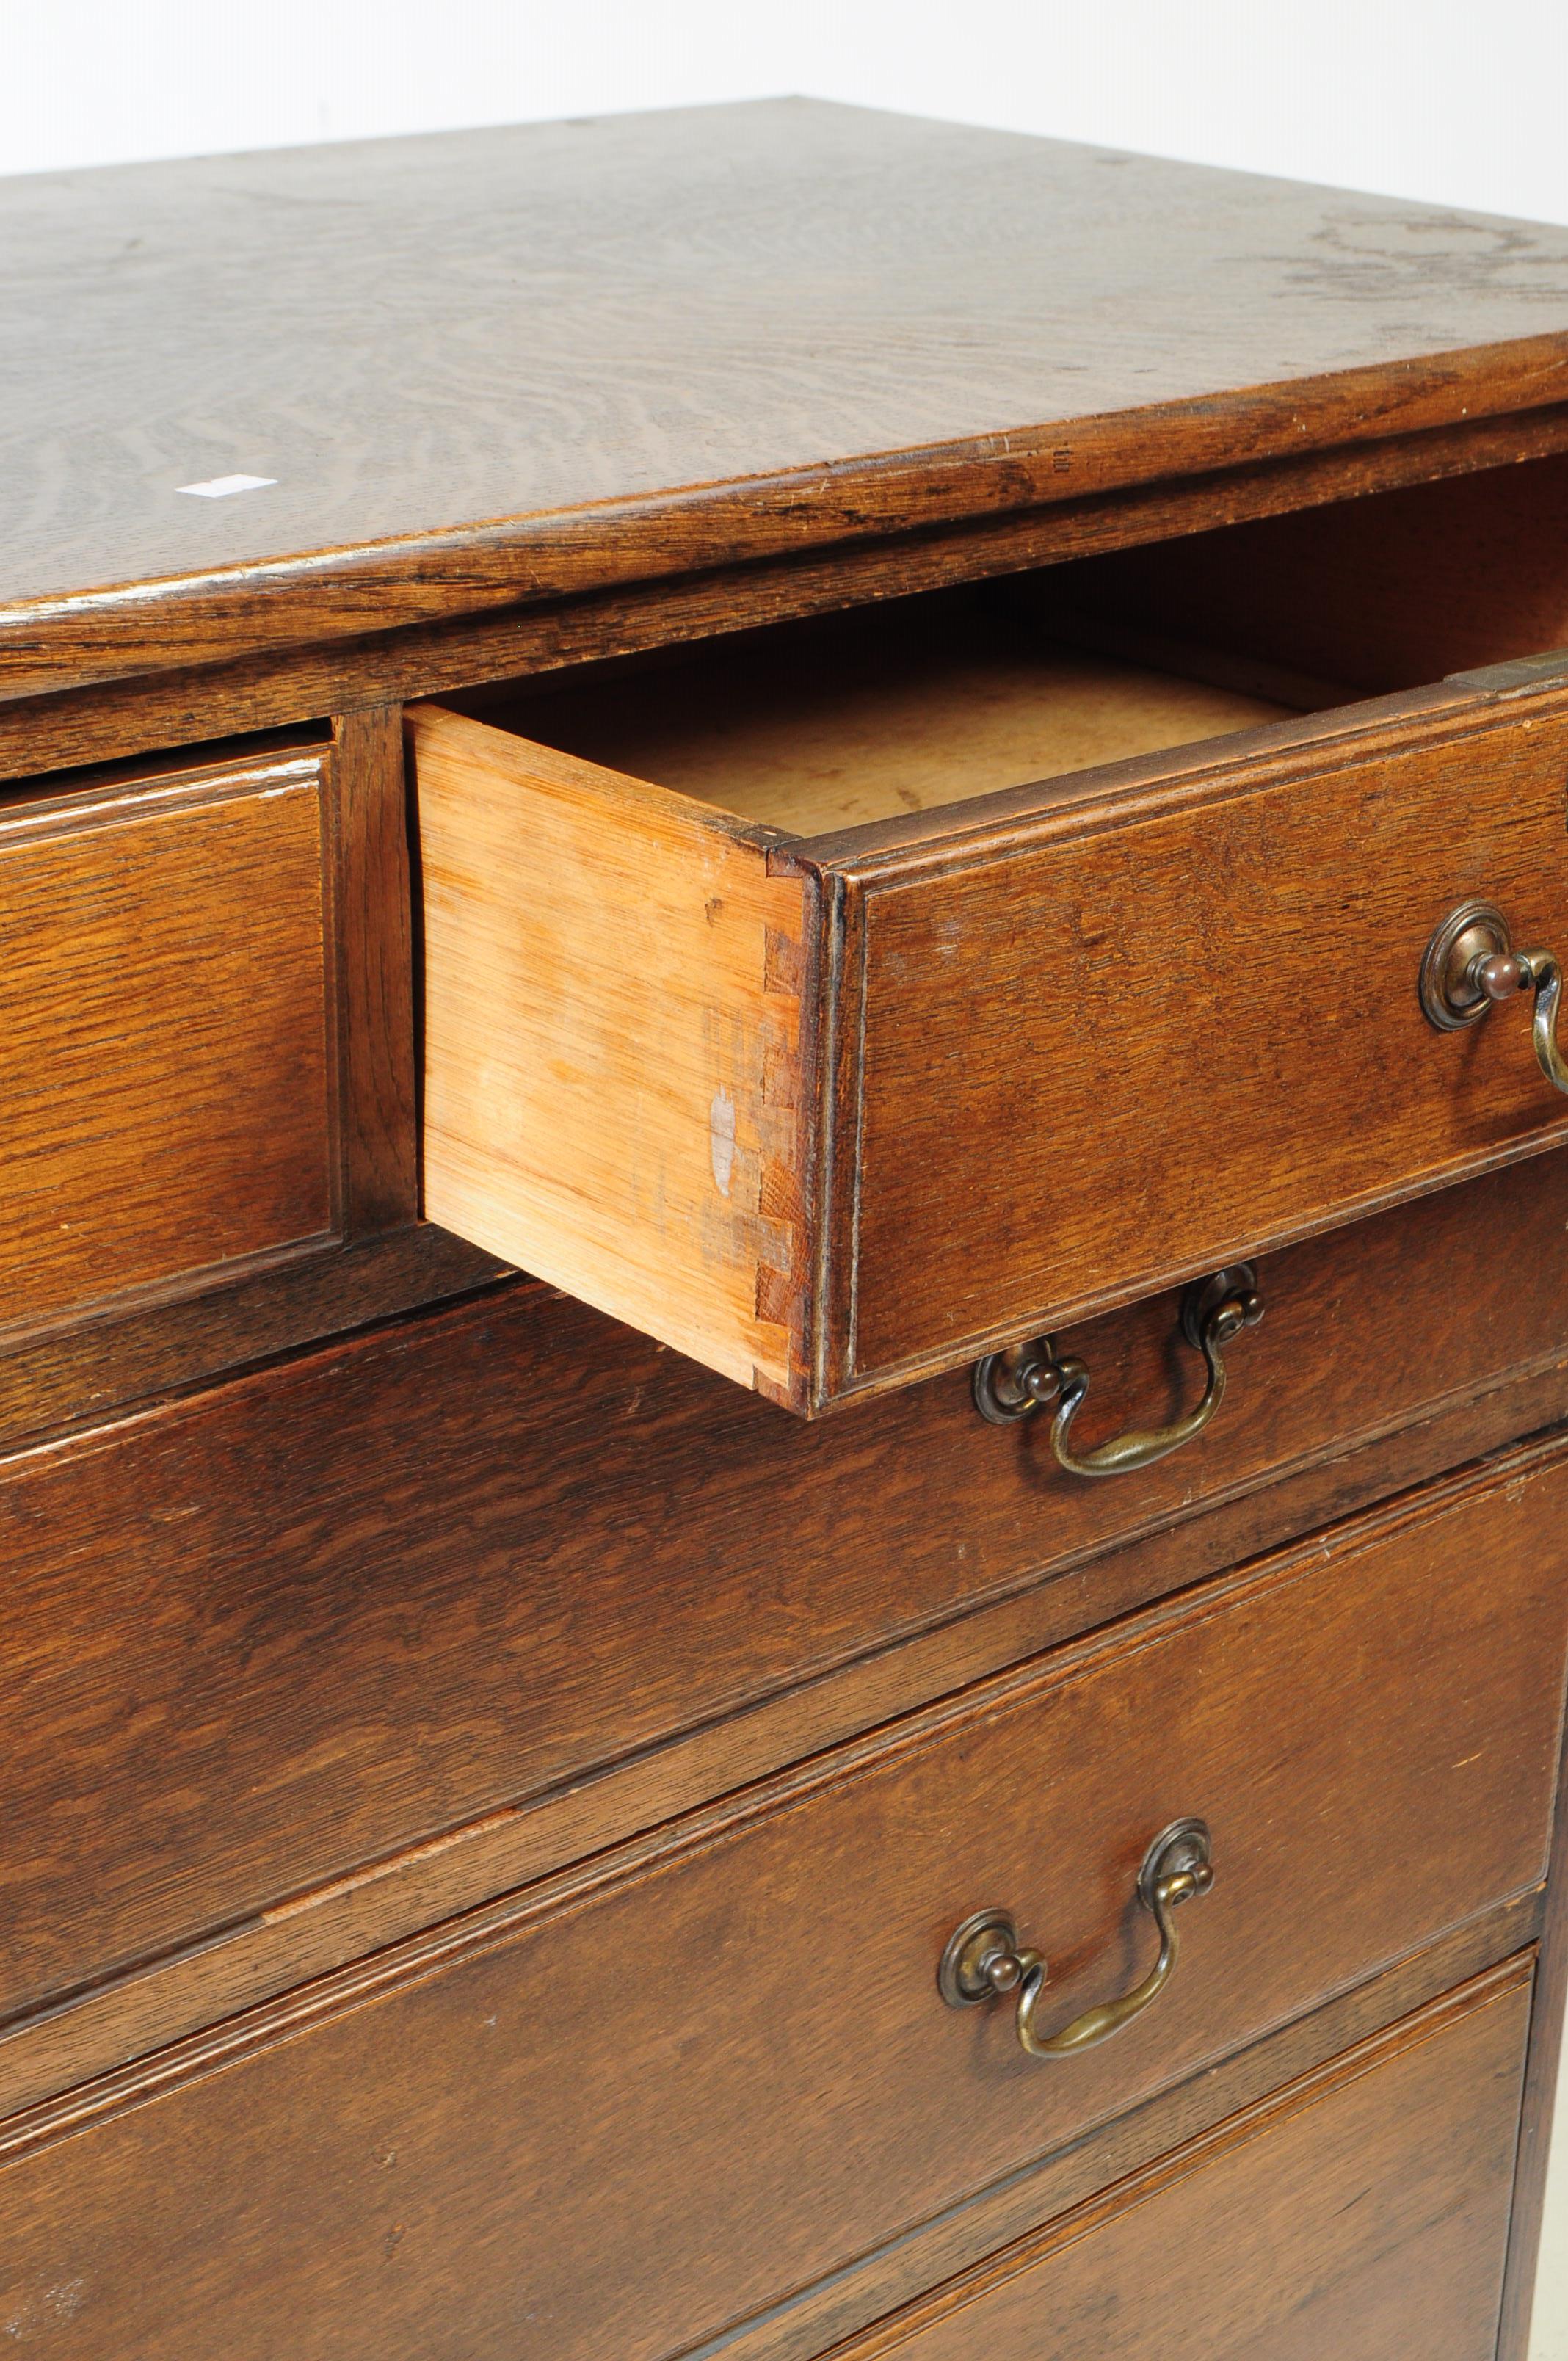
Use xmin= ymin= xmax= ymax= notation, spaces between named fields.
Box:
xmin=818 ymin=664 xmax=1568 ymax=1392
xmin=4 ymin=402 xmax=1568 ymax=794
xmin=0 ymin=1225 xmax=506 ymax=1457
xmin=9 ymin=1343 xmax=1568 ymax=2142
xmin=8 ymin=1342 xmax=1568 ymax=2139
xmin=7 ymin=104 xmax=1568 ymax=695
xmin=694 ymin=1905 xmax=1543 ymax=2361
xmin=0 ymin=747 xmax=335 ymax=1334
xmin=825 ymin=1964 xmax=1533 ymax=2361
xmin=5 ymin=1150 xmax=1568 ymax=2056
xmin=331 ymin=707 xmax=418 ymax=1233
xmin=0 ymin=1465 xmax=1558 ymax=2361
xmin=411 ymin=699 xmax=814 ymax=1399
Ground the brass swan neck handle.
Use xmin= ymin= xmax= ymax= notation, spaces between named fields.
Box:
xmin=1478 ymin=947 xmax=1567 ymax=1092
xmin=939 ymin=1818 xmax=1214 ymax=2059
xmin=972 ymin=1267 xmax=1262 ymax=1476
xmin=1420 ymin=899 xmax=1568 ymax=1092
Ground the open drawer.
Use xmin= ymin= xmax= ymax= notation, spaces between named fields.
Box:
xmin=410 ymin=458 xmax=1568 ymax=1412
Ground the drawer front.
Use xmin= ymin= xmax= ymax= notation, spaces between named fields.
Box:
xmin=6 ymin=1155 xmax=1568 ymax=2047
xmin=0 ymin=747 xmax=333 ymax=1330
xmin=828 ymin=1962 xmax=1533 ymax=2361
xmin=3 ymin=1451 xmax=1561 ymax=2361
xmin=818 ymin=669 xmax=1568 ymax=1394
xmin=415 ymin=666 xmax=1568 ymax=1407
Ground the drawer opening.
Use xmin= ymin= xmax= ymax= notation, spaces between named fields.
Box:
xmin=435 ymin=454 xmax=1568 ymax=844
xmin=439 ymin=590 xmax=1309 ymax=838
xmin=1024 ymin=448 xmax=1568 ymax=726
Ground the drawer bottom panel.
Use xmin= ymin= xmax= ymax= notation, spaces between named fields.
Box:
xmin=830 ymin=1957 xmax=1533 ymax=2361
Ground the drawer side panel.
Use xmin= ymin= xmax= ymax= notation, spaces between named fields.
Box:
xmin=411 ymin=703 xmax=811 ymax=1399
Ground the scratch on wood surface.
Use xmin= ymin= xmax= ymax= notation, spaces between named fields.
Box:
xmin=709 ymin=1088 xmax=736 ymax=1197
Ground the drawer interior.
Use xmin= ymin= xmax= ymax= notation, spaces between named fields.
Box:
xmin=446 ymin=590 xmax=1303 ymax=837
xmin=448 ymin=596 xmax=1296 ymax=837
xmin=446 ymin=453 xmax=1568 ymax=841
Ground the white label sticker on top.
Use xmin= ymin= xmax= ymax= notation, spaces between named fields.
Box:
xmin=176 ymin=474 xmax=277 ymax=498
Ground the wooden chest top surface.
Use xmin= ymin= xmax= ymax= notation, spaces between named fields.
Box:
xmin=7 ymin=97 xmax=1568 ymax=686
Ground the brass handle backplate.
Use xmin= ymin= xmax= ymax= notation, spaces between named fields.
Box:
xmin=1420 ymin=898 xmax=1568 ymax=1093
xmin=938 ymin=1818 xmax=1214 ymax=2059
xmin=972 ymin=1267 xmax=1262 ymax=1475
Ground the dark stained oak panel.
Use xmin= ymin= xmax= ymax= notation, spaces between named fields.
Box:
xmin=0 ymin=1470 xmax=1558 ymax=2361
xmin=6 ymin=1151 xmax=1568 ymax=2031
xmin=831 ymin=1966 xmax=1532 ymax=2361
xmin=676 ymin=1912 xmax=1542 ymax=2361
xmin=0 ymin=751 xmax=335 ymax=1332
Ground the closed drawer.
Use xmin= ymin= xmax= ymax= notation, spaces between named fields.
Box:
xmin=9 ymin=1153 xmax=1568 ymax=2057
xmin=0 ymin=739 xmax=334 ymax=1332
xmin=412 ymin=477 xmax=1568 ymax=1412
xmin=826 ymin=1961 xmax=1533 ymax=2361
xmin=4 ymin=1446 xmax=1561 ymax=2361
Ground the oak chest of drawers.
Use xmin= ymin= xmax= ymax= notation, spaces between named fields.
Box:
xmin=4 ymin=98 xmax=1568 ymax=2360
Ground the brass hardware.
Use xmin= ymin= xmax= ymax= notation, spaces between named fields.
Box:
xmin=938 ymin=1818 xmax=1214 ymax=2059
xmin=1420 ymin=898 xmax=1568 ymax=1093
xmin=972 ymin=1266 xmax=1262 ymax=1476
xmin=1420 ymin=896 xmax=1514 ymax=1031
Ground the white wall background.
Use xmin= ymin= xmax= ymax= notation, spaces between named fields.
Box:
xmin=1 ymin=1 xmax=1564 ymax=2353
xmin=0 ymin=0 xmax=1566 ymax=225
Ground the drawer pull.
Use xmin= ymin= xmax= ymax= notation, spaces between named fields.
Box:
xmin=1420 ymin=898 xmax=1568 ymax=1092
xmin=939 ymin=1818 xmax=1214 ymax=2057
xmin=971 ymin=1266 xmax=1262 ymax=1473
